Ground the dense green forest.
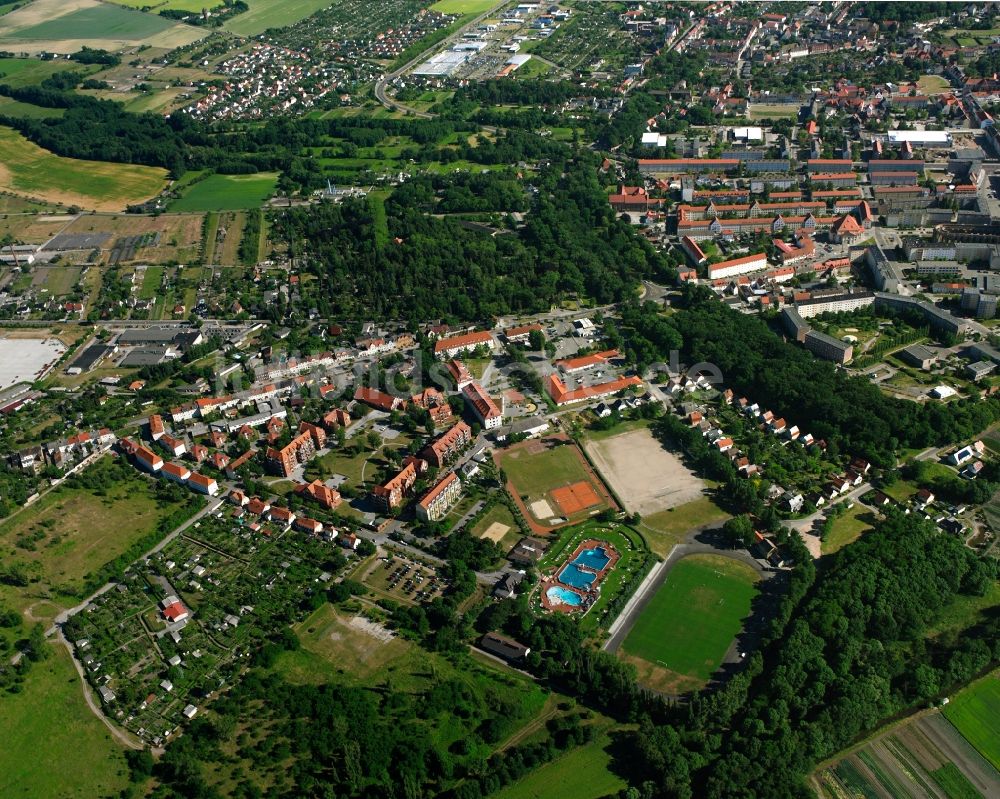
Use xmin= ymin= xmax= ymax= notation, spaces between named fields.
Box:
xmin=273 ymin=158 xmax=673 ymax=321
xmin=618 ymin=292 xmax=1000 ymax=466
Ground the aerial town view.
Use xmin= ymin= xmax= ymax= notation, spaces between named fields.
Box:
xmin=2 ymin=1 xmax=1000 ymax=797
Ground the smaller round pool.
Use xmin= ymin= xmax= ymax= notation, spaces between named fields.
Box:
xmin=546 ymin=585 xmax=584 ymax=607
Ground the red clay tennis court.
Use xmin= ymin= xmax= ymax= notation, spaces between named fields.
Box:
xmin=551 ymin=480 xmax=602 ymax=516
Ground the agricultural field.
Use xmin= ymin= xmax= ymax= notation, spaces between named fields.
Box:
xmin=0 ymin=0 xmax=205 ymax=53
xmin=0 ymin=95 xmax=64 ymax=118
xmin=0 ymin=646 xmax=128 ymax=799
xmin=0 ymin=126 xmax=167 ymax=212
xmin=495 ymin=434 xmax=616 ymax=532
xmin=110 ymin=0 xmax=225 ymax=12
xmin=168 ymin=173 xmax=278 ymax=212
xmin=816 ymin=700 xmax=1000 ymax=799
xmin=944 ymin=674 xmax=1000 ymax=771
xmin=60 ymin=213 xmax=204 ymax=264
xmin=620 ymin=554 xmax=759 ymax=694
xmin=223 ymin=0 xmax=334 ymax=37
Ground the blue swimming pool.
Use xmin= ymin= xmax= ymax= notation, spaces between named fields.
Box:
xmin=546 ymin=585 xmax=584 ymax=607
xmin=572 ymin=546 xmax=611 ymax=572
xmin=559 ymin=563 xmax=597 ymax=589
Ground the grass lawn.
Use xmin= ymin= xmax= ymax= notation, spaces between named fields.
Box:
xmin=168 ymin=173 xmax=277 ymax=212
xmin=470 ymin=502 xmax=521 ymax=549
xmin=821 ymin=505 xmax=875 ymax=555
xmin=0 ymin=57 xmax=94 ymax=88
xmin=0 ymin=457 xmax=196 ymax=618
xmin=0 ymin=125 xmax=166 ymax=211
xmin=40 ymin=265 xmax=82 ymax=295
xmin=494 ymin=732 xmax=627 ymax=799
xmin=927 ymin=579 xmax=1000 ymax=639
xmin=279 ymin=604 xmax=414 ymax=685
xmin=139 ymin=264 xmax=164 ymax=299
xmin=0 ymin=95 xmax=63 ymax=118
xmin=621 ymin=554 xmax=758 ymax=693
xmin=917 ymin=74 xmax=951 ymax=93
xmin=500 ymin=438 xmax=595 ymax=497
xmin=430 ymin=0 xmax=498 ymax=13
xmin=943 ymin=672 xmax=1000 ymax=771
xmin=581 ymin=417 xmax=652 ymax=444
xmin=0 ymin=645 xmax=128 ymax=799
xmin=639 ymin=496 xmax=729 ymax=557
xmin=223 ymin=0 xmax=332 ymax=36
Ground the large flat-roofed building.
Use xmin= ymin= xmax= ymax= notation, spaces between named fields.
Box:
xmin=899 ymin=344 xmax=938 ymax=370
xmin=795 ymin=291 xmax=875 ymax=318
xmin=804 ymin=330 xmax=853 ymax=364
xmin=874 ymin=293 xmax=967 ymax=337
xmin=638 ymin=158 xmax=740 ymax=175
xmin=116 ymin=327 xmax=204 ymax=349
xmin=885 ymin=130 xmax=952 ymax=147
xmin=781 ymin=307 xmax=809 ymax=343
xmin=865 ymin=245 xmax=904 ymax=292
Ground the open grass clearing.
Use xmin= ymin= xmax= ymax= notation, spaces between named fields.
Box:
xmin=494 ymin=730 xmax=627 ymax=799
xmin=168 ymin=173 xmax=277 ymax=212
xmin=639 ymin=496 xmax=729 ymax=557
xmin=470 ymin=502 xmax=521 ymax=550
xmin=0 ymin=126 xmax=167 ymax=212
xmin=0 ymin=457 xmax=196 ymax=619
xmin=821 ymin=504 xmax=876 ymax=555
xmin=0 ymin=645 xmax=128 ymax=799
xmin=621 ymin=554 xmax=758 ymax=693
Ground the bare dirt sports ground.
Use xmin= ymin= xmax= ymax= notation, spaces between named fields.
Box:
xmin=585 ymin=428 xmax=706 ymax=516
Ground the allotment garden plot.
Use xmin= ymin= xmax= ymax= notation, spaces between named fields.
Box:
xmin=494 ymin=434 xmax=617 ymax=533
xmin=584 ymin=427 xmax=706 ymax=516
xmin=620 ymin=554 xmax=759 ymax=695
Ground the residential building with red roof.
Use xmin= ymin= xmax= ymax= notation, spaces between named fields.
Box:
xmin=421 ymin=421 xmax=472 ymax=467
xmin=162 ymin=462 xmax=191 ymax=484
xmin=211 ymin=452 xmax=230 ymax=470
xmin=503 ymin=324 xmax=543 ymax=345
xmin=298 ymin=421 xmax=327 ymax=449
xmin=353 ymin=386 xmax=404 ymax=412
xmin=708 ymin=252 xmax=768 ymax=280
xmin=161 ymin=600 xmax=189 ymax=623
xmin=268 ymin=505 xmax=296 ymax=528
xmin=158 ymin=434 xmax=186 ymax=458
xmin=295 ymin=478 xmax=342 ymax=510
xmin=555 ymin=349 xmax=621 ymax=374
xmin=295 ymin=517 xmax=324 ymax=535
xmin=372 ymin=460 xmax=420 ymax=510
xmin=266 ymin=430 xmax=316 ymax=477
xmin=246 ymin=497 xmax=270 ymax=516
xmin=447 ymin=359 xmax=474 ymax=390
xmin=462 ymin=381 xmax=502 ymax=430
xmin=188 ymin=472 xmax=218 ymax=496
xmin=416 ymin=472 xmax=462 ymax=522
xmin=135 ymin=445 xmax=163 ymax=473
xmin=322 ymin=408 xmax=351 ymax=430
xmin=547 ymin=374 xmax=643 ymax=406
xmin=190 ymin=444 xmax=208 ymax=463
xmin=148 ymin=414 xmax=165 ymax=441
xmin=433 ymin=330 xmax=496 ymax=359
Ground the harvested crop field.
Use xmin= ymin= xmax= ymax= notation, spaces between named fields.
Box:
xmin=585 ymin=428 xmax=705 ymax=516
xmin=0 ymin=126 xmax=167 ymax=211
xmin=816 ymin=710 xmax=1000 ymax=799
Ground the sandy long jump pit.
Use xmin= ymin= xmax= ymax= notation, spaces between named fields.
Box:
xmin=585 ymin=428 xmax=705 ymax=516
